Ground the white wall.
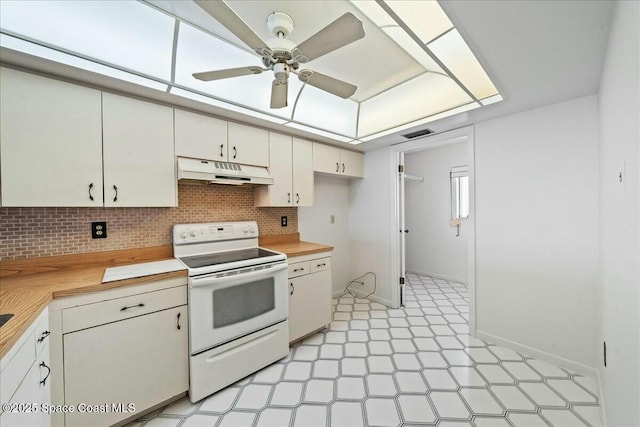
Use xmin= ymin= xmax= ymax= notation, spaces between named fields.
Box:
xmin=298 ymin=175 xmax=352 ymax=296
xmin=474 ymin=95 xmax=600 ymax=370
xmin=597 ymin=1 xmax=640 ymax=425
xmin=348 ymin=148 xmax=396 ymax=306
xmin=405 ymin=143 xmax=468 ymax=282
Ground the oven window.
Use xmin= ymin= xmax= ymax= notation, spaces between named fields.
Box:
xmin=213 ymin=278 xmax=275 ymax=328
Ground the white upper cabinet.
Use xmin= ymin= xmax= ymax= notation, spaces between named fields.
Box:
xmin=0 ymin=67 xmax=103 ymax=207
xmin=292 ymin=138 xmax=314 ymax=206
xmin=255 ymin=134 xmax=313 ymax=207
xmin=340 ymin=149 xmax=365 ymax=178
xmin=102 ymin=93 xmax=177 ymax=207
xmin=312 ymin=143 xmax=364 ymax=178
xmin=312 ymin=143 xmax=342 ymax=175
xmin=174 ymin=109 xmax=228 ymax=161
xmin=228 ymin=122 xmax=269 ymax=167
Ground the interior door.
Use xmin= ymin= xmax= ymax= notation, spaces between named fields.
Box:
xmin=398 ymin=151 xmax=407 ymax=306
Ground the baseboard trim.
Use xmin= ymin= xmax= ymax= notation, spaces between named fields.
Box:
xmin=333 ymin=288 xmax=392 ymax=307
xmin=475 ymin=330 xmax=598 ymax=377
xmin=406 ymin=269 xmax=468 ymax=285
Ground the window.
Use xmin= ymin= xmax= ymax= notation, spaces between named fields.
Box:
xmin=450 ymin=166 xmax=469 ymax=219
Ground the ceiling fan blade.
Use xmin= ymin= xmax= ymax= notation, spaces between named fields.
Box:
xmin=270 ymin=80 xmax=288 ymax=109
xmin=193 ymin=66 xmax=264 ymax=82
xmin=297 ymin=70 xmax=357 ymax=99
xmin=293 ymin=12 xmax=365 ymax=63
xmin=194 ymin=0 xmax=272 ymax=56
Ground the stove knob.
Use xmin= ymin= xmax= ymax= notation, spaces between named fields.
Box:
xmin=179 ymin=232 xmax=187 ymax=239
xmin=243 ymin=228 xmax=248 ymax=234
xmin=250 ymin=227 xmax=255 ymax=234
xmin=190 ymin=231 xmax=197 ymax=237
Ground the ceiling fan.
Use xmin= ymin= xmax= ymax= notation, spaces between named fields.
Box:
xmin=192 ymin=0 xmax=365 ymax=108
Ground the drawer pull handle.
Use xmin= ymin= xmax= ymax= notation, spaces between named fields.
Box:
xmin=88 ymin=183 xmax=94 ymax=201
xmin=37 ymin=330 xmax=50 ymax=343
xmin=120 ymin=303 xmax=145 ymax=312
xmin=293 ymin=268 xmax=305 ymax=272
xmin=113 ymin=185 xmax=118 ymax=202
xmin=290 ymin=282 xmax=294 ymax=295
xmin=39 ymin=362 xmax=51 ymax=386
xmin=296 ymin=193 xmax=300 ymax=204
xmin=336 ymin=162 xmax=340 ymax=173
xmin=220 ymin=144 xmax=224 ymax=158
xmin=317 ymin=263 xmax=326 ymax=268
xmin=177 ymin=312 xmax=181 ymax=330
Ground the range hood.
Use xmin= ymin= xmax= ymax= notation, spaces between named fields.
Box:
xmin=177 ymin=157 xmax=273 ymax=185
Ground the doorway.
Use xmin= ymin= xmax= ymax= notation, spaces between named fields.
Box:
xmin=390 ymin=126 xmax=476 ymax=334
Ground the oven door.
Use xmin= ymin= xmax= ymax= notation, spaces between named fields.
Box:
xmin=189 ymin=261 xmax=288 ymax=355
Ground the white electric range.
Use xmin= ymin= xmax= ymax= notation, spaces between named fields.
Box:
xmin=173 ymin=221 xmax=289 ymax=403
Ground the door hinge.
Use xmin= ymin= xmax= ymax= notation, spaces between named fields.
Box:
xmin=398 ymin=165 xmax=404 ymax=173
xmin=399 ymin=277 xmax=405 ymax=285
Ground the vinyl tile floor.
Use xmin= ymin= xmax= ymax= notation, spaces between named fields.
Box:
xmin=128 ymin=274 xmax=602 ymax=427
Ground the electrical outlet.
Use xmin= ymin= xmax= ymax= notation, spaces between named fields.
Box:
xmin=91 ymin=221 xmax=107 ymax=239
xmin=281 ymin=216 xmax=288 ymax=227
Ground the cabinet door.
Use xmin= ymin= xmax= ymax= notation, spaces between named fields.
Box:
xmin=289 ymin=270 xmax=332 ymax=342
xmin=63 ymin=306 xmax=188 ymax=427
xmin=102 ymin=93 xmax=177 ymax=207
xmin=267 ymin=132 xmax=293 ymax=206
xmin=312 ymin=143 xmax=341 ymax=175
xmin=175 ymin=109 xmax=228 ymax=161
xmin=0 ymin=68 xmax=103 ymax=207
xmin=292 ymin=138 xmax=314 ymax=206
xmin=228 ymin=122 xmax=269 ymax=167
xmin=340 ymin=149 xmax=364 ymax=177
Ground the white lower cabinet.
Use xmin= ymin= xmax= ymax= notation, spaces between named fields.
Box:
xmin=48 ymin=281 xmax=188 ymax=427
xmin=0 ymin=308 xmax=51 ymax=427
xmin=288 ymin=253 xmax=333 ymax=343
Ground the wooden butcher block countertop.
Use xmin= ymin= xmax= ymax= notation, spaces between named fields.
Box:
xmin=0 ymin=234 xmax=331 ymax=359
xmin=0 ymin=246 xmax=185 ymax=359
xmin=259 ymin=233 xmax=334 ymax=257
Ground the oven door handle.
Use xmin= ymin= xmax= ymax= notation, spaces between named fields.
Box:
xmin=191 ymin=262 xmax=288 ymax=287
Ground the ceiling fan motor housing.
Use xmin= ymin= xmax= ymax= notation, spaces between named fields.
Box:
xmin=267 ymin=12 xmax=294 ymax=38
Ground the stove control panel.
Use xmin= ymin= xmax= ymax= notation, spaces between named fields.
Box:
xmin=173 ymin=221 xmax=258 ymax=245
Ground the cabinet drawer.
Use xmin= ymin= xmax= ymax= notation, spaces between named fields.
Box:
xmin=310 ymin=257 xmax=331 ymax=273
xmin=63 ymin=286 xmax=187 ymax=333
xmin=288 ymin=261 xmax=310 ymax=278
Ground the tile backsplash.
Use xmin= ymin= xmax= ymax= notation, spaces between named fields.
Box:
xmin=0 ymin=182 xmax=297 ymax=260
